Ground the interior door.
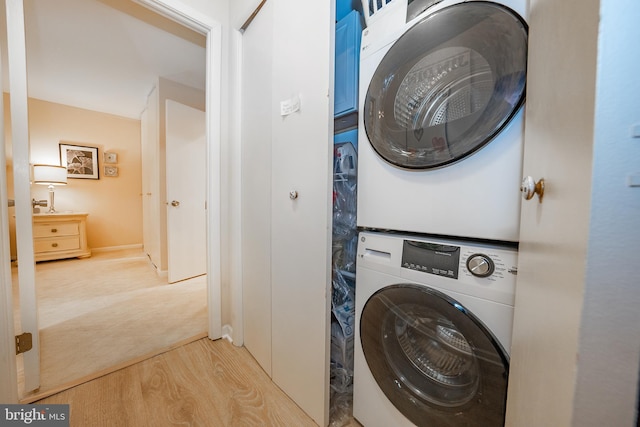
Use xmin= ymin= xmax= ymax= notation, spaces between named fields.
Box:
xmin=270 ymin=0 xmax=333 ymax=425
xmin=165 ymin=99 xmax=207 ymax=284
xmin=0 ymin=4 xmax=18 ymax=402
xmin=239 ymin=0 xmax=334 ymax=424
xmin=141 ymin=87 xmax=161 ymax=269
xmin=504 ymin=0 xmax=599 ymax=425
xmin=4 ymin=0 xmax=40 ymax=394
xmin=240 ymin=0 xmax=273 ymax=377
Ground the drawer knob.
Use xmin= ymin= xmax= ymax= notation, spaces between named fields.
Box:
xmin=51 ymin=243 xmax=58 ymax=248
xmin=51 ymin=228 xmax=58 ymax=233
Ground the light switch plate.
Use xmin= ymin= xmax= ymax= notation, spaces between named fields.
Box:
xmin=105 ymin=166 xmax=119 ymax=177
xmin=104 ymin=152 xmax=118 ymax=164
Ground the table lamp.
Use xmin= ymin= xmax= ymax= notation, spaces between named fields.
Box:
xmin=33 ymin=164 xmax=67 ymax=213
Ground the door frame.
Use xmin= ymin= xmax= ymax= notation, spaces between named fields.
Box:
xmin=137 ymin=0 xmax=223 ymax=342
xmin=0 ymin=0 xmax=223 ymax=402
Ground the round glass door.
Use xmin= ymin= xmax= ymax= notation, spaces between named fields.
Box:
xmin=360 ymin=284 xmax=509 ymax=427
xmin=364 ymin=2 xmax=528 ymax=169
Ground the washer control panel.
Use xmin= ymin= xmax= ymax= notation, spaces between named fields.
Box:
xmin=401 ymin=238 xmax=517 ymax=283
xmin=402 ymin=240 xmax=461 ymax=279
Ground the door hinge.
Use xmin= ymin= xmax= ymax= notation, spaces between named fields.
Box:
xmin=15 ymin=332 xmax=33 ymax=355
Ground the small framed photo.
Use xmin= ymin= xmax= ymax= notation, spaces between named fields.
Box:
xmin=104 ymin=152 xmax=118 ymax=164
xmin=59 ymin=143 xmax=99 ymax=179
xmin=104 ymin=166 xmax=119 ymax=177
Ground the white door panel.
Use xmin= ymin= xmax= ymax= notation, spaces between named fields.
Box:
xmin=166 ymin=100 xmax=207 ymax=284
xmin=241 ymin=0 xmax=273 ymax=377
xmin=0 ymin=15 xmax=18 ymax=401
xmin=240 ymin=0 xmax=333 ymax=424
xmin=141 ymin=87 xmax=161 ymax=270
xmin=505 ymin=0 xmax=597 ymax=425
xmin=270 ymin=1 xmax=333 ymax=425
xmin=5 ymin=0 xmax=40 ymax=394
xmin=507 ymin=1 xmax=640 ymax=425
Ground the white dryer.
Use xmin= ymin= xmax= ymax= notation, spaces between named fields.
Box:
xmin=353 ymin=231 xmax=518 ymax=427
xmin=357 ymin=0 xmax=528 ymax=242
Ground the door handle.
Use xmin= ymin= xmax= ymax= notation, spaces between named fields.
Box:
xmin=520 ymin=176 xmax=545 ymax=202
xmin=171 ymin=200 xmax=180 ymax=207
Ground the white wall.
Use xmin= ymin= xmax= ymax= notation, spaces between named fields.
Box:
xmin=229 ymin=0 xmax=264 ymax=29
xmin=573 ymin=0 xmax=640 ymax=425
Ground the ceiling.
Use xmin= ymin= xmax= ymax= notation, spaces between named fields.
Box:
xmin=1 ymin=0 xmax=206 ymax=119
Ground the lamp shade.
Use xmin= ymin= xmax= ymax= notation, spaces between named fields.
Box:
xmin=33 ymin=164 xmax=68 ymax=186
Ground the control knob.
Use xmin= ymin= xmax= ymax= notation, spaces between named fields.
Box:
xmin=466 ymin=254 xmax=495 ymax=278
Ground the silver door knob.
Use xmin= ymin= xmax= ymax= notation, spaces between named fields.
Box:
xmin=520 ymin=176 xmax=545 ymax=202
xmin=171 ymin=200 xmax=180 ymax=207
xmin=289 ymin=190 xmax=299 ymax=200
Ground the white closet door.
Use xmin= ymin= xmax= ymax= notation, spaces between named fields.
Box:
xmin=241 ymin=0 xmax=274 ymax=377
xmin=270 ymin=0 xmax=333 ymax=425
xmin=240 ymin=0 xmax=333 ymax=425
xmin=505 ymin=0 xmax=598 ymax=425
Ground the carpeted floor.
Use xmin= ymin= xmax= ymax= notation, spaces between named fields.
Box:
xmin=13 ymin=248 xmax=208 ymax=402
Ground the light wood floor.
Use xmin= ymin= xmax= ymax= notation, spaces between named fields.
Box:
xmin=20 ymin=250 xmax=362 ymax=426
xmin=36 ymin=338 xmax=318 ymax=427
xmin=14 ymin=248 xmax=208 ymax=402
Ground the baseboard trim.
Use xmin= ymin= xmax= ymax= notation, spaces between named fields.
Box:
xmin=91 ymin=244 xmax=143 ymax=253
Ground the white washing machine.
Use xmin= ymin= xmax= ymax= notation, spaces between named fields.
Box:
xmin=357 ymin=0 xmax=528 ymax=242
xmin=353 ymin=231 xmax=517 ymax=427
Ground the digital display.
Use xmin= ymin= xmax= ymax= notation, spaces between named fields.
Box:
xmin=402 ymin=240 xmax=460 ymax=279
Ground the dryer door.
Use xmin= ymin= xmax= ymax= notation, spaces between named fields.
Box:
xmin=360 ymin=284 xmax=509 ymax=427
xmin=364 ymin=2 xmax=527 ymax=169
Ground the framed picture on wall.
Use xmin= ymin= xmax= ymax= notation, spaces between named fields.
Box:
xmin=59 ymin=143 xmax=99 ymax=179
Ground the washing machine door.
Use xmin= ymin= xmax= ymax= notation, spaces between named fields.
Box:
xmin=364 ymin=1 xmax=527 ymax=169
xmin=360 ymin=284 xmax=509 ymax=427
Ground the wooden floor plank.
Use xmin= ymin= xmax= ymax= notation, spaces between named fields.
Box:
xmin=41 ymin=363 xmax=148 ymax=426
xmin=138 ymin=347 xmax=221 ymax=426
xmin=36 ymin=338 xmax=318 ymax=427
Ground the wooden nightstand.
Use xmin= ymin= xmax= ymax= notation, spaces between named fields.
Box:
xmin=33 ymin=212 xmax=91 ymax=262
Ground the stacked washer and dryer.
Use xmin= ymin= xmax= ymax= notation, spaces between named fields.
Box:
xmin=353 ymin=0 xmax=528 ymax=426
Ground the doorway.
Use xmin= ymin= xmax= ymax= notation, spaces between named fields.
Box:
xmin=1 ymin=0 xmax=223 ymax=401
